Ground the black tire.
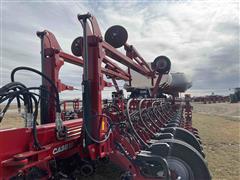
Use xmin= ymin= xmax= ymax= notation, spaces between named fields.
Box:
xmin=160 ymin=127 xmax=205 ymax=157
xmin=104 ymin=25 xmax=128 ymax=48
xmin=152 ymin=139 xmax=211 ymax=180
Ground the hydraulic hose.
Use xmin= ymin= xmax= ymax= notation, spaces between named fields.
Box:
xmin=126 ymin=99 xmax=150 ymax=149
xmin=10 ymin=66 xmax=61 ymax=113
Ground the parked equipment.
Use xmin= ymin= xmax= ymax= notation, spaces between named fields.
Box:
xmin=0 ymin=13 xmax=211 ymax=180
xmin=230 ymin=88 xmax=240 ymax=103
xmin=192 ymin=95 xmax=229 ymax=104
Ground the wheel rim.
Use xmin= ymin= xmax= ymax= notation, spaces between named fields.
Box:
xmin=167 ymin=157 xmax=194 ymax=180
xmin=80 ymin=164 xmax=94 ymax=176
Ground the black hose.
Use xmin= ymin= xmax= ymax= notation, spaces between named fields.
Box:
xmin=0 ymin=87 xmax=41 ymax=148
xmin=0 ymin=83 xmax=32 ymax=112
xmin=1 ymin=89 xmax=31 ymax=113
xmin=10 ymin=67 xmax=61 ymax=112
xmin=83 ymin=114 xmax=112 ymax=144
xmin=0 ymin=67 xmax=60 ymax=149
xmin=0 ymin=87 xmax=52 ymax=104
xmin=29 ymin=93 xmax=42 ymax=149
xmin=138 ymin=99 xmax=156 ymax=136
xmin=0 ymin=82 xmax=28 ymax=112
xmin=0 ymin=83 xmax=51 ymax=148
xmin=126 ymin=99 xmax=150 ymax=149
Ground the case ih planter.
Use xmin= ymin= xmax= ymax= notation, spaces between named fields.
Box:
xmin=0 ymin=13 xmax=211 ymax=180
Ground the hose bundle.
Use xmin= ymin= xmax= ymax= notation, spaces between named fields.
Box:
xmin=0 ymin=66 xmax=61 ymax=149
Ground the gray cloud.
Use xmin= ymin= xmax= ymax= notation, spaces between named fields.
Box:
xmin=0 ymin=0 xmax=239 ymax=98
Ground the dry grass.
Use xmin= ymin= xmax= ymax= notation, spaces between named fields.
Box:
xmin=192 ymin=102 xmax=240 ymax=121
xmin=193 ymin=113 xmax=240 ymax=180
xmin=0 ymin=104 xmax=239 ymax=179
xmin=0 ymin=112 xmax=23 ymax=129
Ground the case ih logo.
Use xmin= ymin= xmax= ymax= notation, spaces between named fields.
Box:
xmin=53 ymin=143 xmax=74 ymax=155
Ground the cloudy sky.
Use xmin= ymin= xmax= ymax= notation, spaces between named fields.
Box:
xmin=0 ymin=0 xmax=239 ymax=98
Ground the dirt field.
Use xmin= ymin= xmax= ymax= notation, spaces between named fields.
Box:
xmin=0 ymin=103 xmax=239 ymax=179
xmin=192 ymin=102 xmax=240 ymax=121
xmin=193 ymin=114 xmax=239 ymax=179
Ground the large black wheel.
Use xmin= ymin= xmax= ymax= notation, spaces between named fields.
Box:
xmin=136 ymin=151 xmax=170 ymax=180
xmin=160 ymin=127 xmax=204 ymax=157
xmin=104 ymin=25 xmax=128 ymax=48
xmin=151 ymin=139 xmax=211 ymax=180
xmin=71 ymin=36 xmax=83 ymax=57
